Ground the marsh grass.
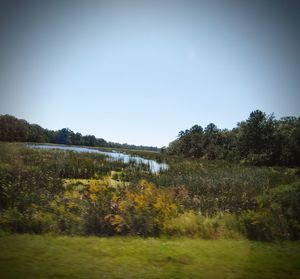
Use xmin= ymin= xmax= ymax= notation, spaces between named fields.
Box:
xmin=1 ymin=142 xmax=299 ymax=239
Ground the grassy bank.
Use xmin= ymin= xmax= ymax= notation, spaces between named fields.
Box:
xmin=0 ymin=235 xmax=300 ymax=279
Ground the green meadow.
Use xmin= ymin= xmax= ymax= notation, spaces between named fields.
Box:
xmin=1 ymin=235 xmax=300 ymax=279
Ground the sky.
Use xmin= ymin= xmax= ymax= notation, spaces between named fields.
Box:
xmin=0 ymin=0 xmax=300 ymax=147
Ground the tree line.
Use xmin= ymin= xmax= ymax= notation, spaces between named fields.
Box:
xmin=0 ymin=114 xmax=158 ymax=151
xmin=166 ymin=110 xmax=300 ymax=166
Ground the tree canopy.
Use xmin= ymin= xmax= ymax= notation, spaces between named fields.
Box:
xmin=167 ymin=110 xmax=300 ymax=166
xmin=0 ymin=114 xmax=158 ymax=151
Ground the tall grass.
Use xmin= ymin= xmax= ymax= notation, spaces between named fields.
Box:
xmin=0 ymin=142 xmax=299 ymax=240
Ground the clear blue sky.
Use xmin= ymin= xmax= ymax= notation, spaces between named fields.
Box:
xmin=0 ymin=1 xmax=300 ymax=147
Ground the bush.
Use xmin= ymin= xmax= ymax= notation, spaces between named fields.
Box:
xmin=163 ymin=211 xmax=243 ymax=239
xmin=103 ymin=180 xmax=178 ymax=236
xmin=0 ymin=207 xmax=25 ymax=233
xmin=241 ymin=181 xmax=300 ymax=240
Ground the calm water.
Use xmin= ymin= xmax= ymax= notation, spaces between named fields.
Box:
xmin=28 ymin=144 xmax=168 ymax=173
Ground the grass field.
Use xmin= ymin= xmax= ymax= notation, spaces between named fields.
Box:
xmin=0 ymin=235 xmax=300 ymax=279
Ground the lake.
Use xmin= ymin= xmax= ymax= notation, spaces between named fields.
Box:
xmin=28 ymin=144 xmax=169 ymax=173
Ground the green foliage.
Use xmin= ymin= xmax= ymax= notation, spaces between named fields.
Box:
xmin=275 ymin=116 xmax=300 ymax=165
xmin=163 ymin=211 xmax=244 ymax=239
xmin=241 ymin=181 xmax=300 ymax=240
xmin=0 ymin=114 xmax=158 ymax=151
xmin=237 ymin=110 xmax=276 ymax=163
xmin=167 ymin=110 xmax=300 ymax=166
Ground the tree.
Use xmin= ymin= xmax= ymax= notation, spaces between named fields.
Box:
xmin=275 ymin=117 xmax=300 ymax=165
xmin=83 ymin=135 xmax=97 ymax=147
xmin=71 ymin=132 xmax=83 ymax=145
xmin=0 ymin=114 xmax=157 ymax=151
xmin=55 ymin=128 xmax=74 ymax=145
xmin=237 ymin=110 xmax=276 ymax=164
xmin=203 ymin=123 xmax=222 ymax=160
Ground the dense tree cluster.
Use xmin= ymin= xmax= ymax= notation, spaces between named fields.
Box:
xmin=0 ymin=114 xmax=158 ymax=151
xmin=167 ymin=110 xmax=300 ymax=166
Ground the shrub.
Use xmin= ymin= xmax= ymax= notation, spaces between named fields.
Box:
xmin=0 ymin=207 xmax=25 ymax=233
xmin=163 ymin=211 xmax=243 ymax=239
xmin=27 ymin=208 xmax=58 ymax=234
xmin=104 ymin=180 xmax=178 ymax=236
xmin=241 ymin=181 xmax=300 ymax=240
